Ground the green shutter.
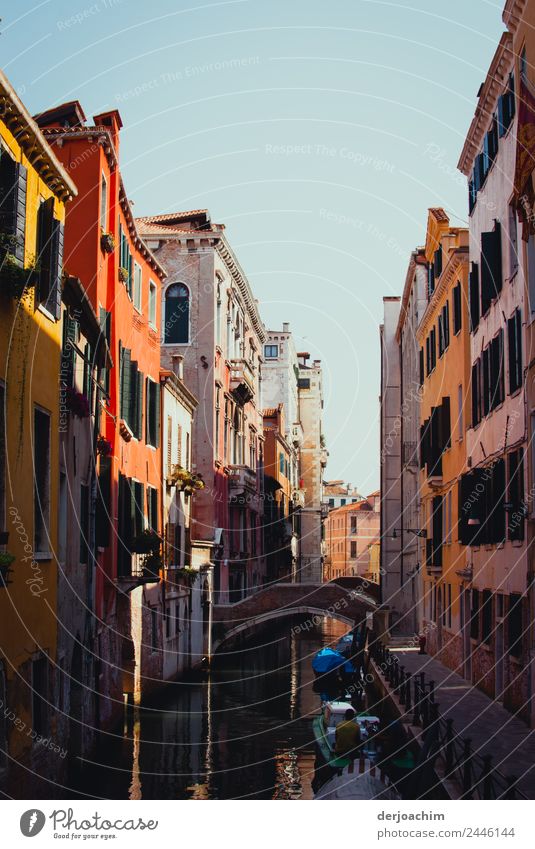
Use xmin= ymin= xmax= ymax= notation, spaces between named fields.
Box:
xmin=36 ymin=197 xmax=54 ymax=304
xmin=45 ymin=218 xmax=63 ymax=319
xmin=136 ymin=370 xmax=144 ymax=440
xmin=129 ymin=360 xmax=138 ymax=432
xmin=121 ymin=348 xmax=131 ymax=421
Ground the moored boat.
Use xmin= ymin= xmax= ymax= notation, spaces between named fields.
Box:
xmin=313 ymin=698 xmax=381 ymax=769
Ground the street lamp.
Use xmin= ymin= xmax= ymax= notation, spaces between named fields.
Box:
xmin=391 ymin=528 xmax=427 ymax=540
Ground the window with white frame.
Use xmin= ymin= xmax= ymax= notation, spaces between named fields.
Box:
xmin=508 ymin=199 xmax=518 ymax=278
xmin=148 ymin=279 xmax=157 ymax=327
xmin=133 ymin=262 xmax=142 ymax=312
xmin=458 ymin=383 xmax=463 ymax=440
xmin=264 ymin=344 xmax=278 ymax=359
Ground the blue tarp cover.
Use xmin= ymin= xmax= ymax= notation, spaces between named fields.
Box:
xmin=312 ymin=647 xmax=354 ymax=674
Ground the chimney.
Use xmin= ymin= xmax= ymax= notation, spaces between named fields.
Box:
xmin=282 ymin=322 xmax=290 ymax=333
xmin=172 ymin=354 xmax=184 ymax=380
xmin=313 ymin=359 xmax=321 ymax=368
xmin=93 ymin=109 xmax=123 ymax=155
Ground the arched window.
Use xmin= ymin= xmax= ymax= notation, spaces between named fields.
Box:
xmin=164 ymin=283 xmax=189 ymax=344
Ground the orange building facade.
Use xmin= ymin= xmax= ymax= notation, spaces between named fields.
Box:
xmin=37 ymin=102 xmax=166 ymax=726
xmin=324 ymin=493 xmax=380 ymax=581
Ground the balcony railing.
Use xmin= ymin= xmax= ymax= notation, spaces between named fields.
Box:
xmin=228 ymin=464 xmax=257 ymax=495
xmin=230 ymin=358 xmax=256 ymax=404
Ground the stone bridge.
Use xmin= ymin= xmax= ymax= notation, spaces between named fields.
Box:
xmin=211 ymin=578 xmax=386 ymax=655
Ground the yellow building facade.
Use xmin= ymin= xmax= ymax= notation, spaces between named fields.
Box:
xmin=417 ymin=209 xmax=470 ymax=668
xmin=0 ymin=70 xmax=76 ymax=793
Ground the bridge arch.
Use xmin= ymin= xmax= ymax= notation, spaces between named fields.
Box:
xmin=210 ymin=580 xmax=383 ymax=657
xmin=212 ymin=606 xmax=356 ymax=654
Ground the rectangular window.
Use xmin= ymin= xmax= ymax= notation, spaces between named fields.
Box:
xmin=148 ymin=280 xmax=157 ymax=328
xmin=469 ymin=262 xmax=480 ymax=332
xmin=453 ymin=283 xmax=462 ymax=334
xmin=446 ymin=489 xmax=452 ymax=543
xmin=350 ymin=516 xmax=357 ymax=534
xmin=507 ymin=308 xmax=522 ymax=394
xmin=470 ymin=589 xmax=480 ymax=640
xmin=279 ymin=453 xmax=285 ymax=474
xmin=146 ymin=378 xmax=161 ymax=448
xmin=186 ymin=431 xmax=190 ymax=471
xmin=431 ymin=495 xmax=443 ymax=567
xmin=458 ymin=383 xmax=463 ymax=440
xmin=133 ymin=262 xmax=142 ymax=312
xmin=419 ymin=347 xmax=424 ymax=385
xmin=264 ymin=344 xmax=278 ymax=358
xmin=100 ymin=172 xmax=108 ymax=231
xmin=34 ymin=407 xmax=51 ymax=554
xmin=498 ymin=72 xmax=515 ymax=136
xmin=36 ymin=197 xmax=64 ymax=319
xmin=471 ymin=360 xmax=481 ymax=427
xmin=507 ymin=593 xmax=522 ymax=658
xmin=350 ymin=541 xmax=357 ymax=559
xmin=215 ymin=388 xmax=220 ymax=460
xmin=481 ymin=223 xmax=502 ymax=314
xmin=508 ymin=449 xmax=525 ymax=542
xmin=489 ymin=329 xmax=505 ymax=410
xmin=508 ymin=200 xmax=518 ymax=277
xmin=298 ymin=378 xmax=310 ymax=389
xmin=430 ymin=327 xmax=436 ymax=371
xmin=481 ymin=590 xmax=493 ymax=645
xmin=147 ymin=486 xmax=158 ymax=533
xmin=151 ymin=609 xmax=158 ymax=653
xmin=79 ymin=483 xmax=89 ymax=564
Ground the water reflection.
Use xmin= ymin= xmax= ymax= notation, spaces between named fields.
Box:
xmin=73 ymin=616 xmax=347 ymax=800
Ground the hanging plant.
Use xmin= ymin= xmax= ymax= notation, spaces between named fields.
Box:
xmin=131 ymin=528 xmax=162 ymax=554
xmin=118 ymin=266 xmax=129 ymax=283
xmin=141 ymin=551 xmax=163 ymax=580
xmin=167 ymin=465 xmax=205 ymax=492
xmin=175 ymin=566 xmax=197 ymax=585
xmin=0 ymin=552 xmax=16 ymax=588
xmin=0 ymin=250 xmax=38 ymax=300
xmin=96 ymin=435 xmax=113 ymax=456
xmin=65 ymin=387 xmax=90 ymax=418
xmin=100 ymin=232 xmax=116 ymax=254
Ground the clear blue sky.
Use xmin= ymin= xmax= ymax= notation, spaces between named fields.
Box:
xmin=2 ymin=0 xmax=505 ymax=492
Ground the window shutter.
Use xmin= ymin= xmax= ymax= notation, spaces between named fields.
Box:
xmin=154 ymin=381 xmax=161 ymax=448
xmin=441 ymin=396 xmax=451 ymax=450
xmin=177 ymin=423 xmax=182 ymax=466
xmin=44 ymin=218 xmax=63 ymax=320
xmin=419 ymin=347 xmax=424 ymax=385
xmin=0 ymin=155 xmax=26 ymax=262
xmin=481 ymin=223 xmax=502 ymax=312
xmin=146 ymin=378 xmax=152 ymax=444
xmin=167 ymin=417 xmax=172 ymax=474
xmin=469 ymin=263 xmax=480 ymax=331
xmin=96 ymin=456 xmax=112 ymax=547
xmin=136 ymin=370 xmax=143 ymax=440
xmin=444 ymin=300 xmax=450 ymax=347
xmin=36 ymin=197 xmax=55 ymax=304
xmin=129 ymin=360 xmax=138 ymax=432
xmin=471 ymin=361 xmax=479 ymax=426
xmin=431 ymin=496 xmax=443 ymax=567
xmin=121 ymin=348 xmax=131 ymax=421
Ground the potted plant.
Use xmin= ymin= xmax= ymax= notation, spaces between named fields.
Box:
xmin=0 ymin=551 xmax=16 ymax=587
xmin=167 ymin=465 xmax=205 ymax=493
xmin=100 ymin=232 xmax=115 ymax=254
xmin=96 ymin=435 xmax=112 ymax=456
xmin=175 ymin=566 xmax=197 ymax=585
xmin=131 ymin=528 xmax=162 ymax=554
xmin=65 ymin=387 xmax=90 ymax=418
xmin=141 ymin=551 xmax=163 ymax=580
xmin=118 ymin=266 xmax=129 ymax=283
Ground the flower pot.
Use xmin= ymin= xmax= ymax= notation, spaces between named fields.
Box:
xmin=100 ymin=233 xmax=116 ymax=254
xmin=118 ymin=267 xmax=129 ymax=283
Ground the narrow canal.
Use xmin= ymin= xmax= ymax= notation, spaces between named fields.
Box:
xmin=72 ymin=617 xmax=383 ymax=800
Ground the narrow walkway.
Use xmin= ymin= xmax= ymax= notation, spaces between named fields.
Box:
xmin=380 ymin=647 xmax=535 ymax=798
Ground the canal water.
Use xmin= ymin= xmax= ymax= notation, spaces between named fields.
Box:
xmin=73 ymin=616 xmax=365 ymax=800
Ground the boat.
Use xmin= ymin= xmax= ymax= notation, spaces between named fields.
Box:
xmin=314 ymin=758 xmax=400 ymax=800
xmin=312 ymin=647 xmax=354 ymax=678
xmin=313 ymin=698 xmax=381 ymax=769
